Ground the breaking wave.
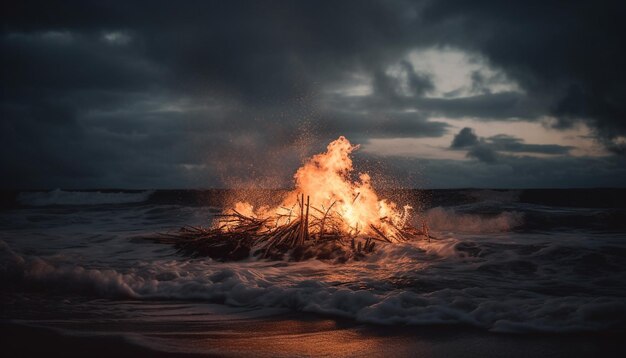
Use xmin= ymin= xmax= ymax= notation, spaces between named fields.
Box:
xmin=425 ymin=207 xmax=523 ymax=233
xmin=2 ymin=240 xmax=624 ymax=333
xmin=17 ymin=189 xmax=153 ymax=206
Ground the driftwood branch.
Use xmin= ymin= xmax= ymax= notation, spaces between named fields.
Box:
xmin=146 ymin=193 xmax=431 ymax=261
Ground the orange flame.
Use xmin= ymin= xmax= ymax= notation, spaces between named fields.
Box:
xmin=219 ymin=136 xmax=412 ymax=240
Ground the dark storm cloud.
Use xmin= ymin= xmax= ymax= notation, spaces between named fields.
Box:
xmin=416 ymin=92 xmax=545 ymax=120
xmin=420 ymin=0 xmax=626 ymax=153
xmin=467 ymin=145 xmax=499 ymax=164
xmin=3 ymin=1 xmax=413 ymax=103
xmin=449 ymin=127 xmax=573 ymax=164
xmin=331 ymin=67 xmax=547 ymax=120
xmin=487 ymin=135 xmax=573 ymax=155
xmin=450 ymin=127 xmax=479 ymax=148
xmin=316 ymin=110 xmax=448 ymax=140
xmin=1 ymin=0 xmax=625 ymax=188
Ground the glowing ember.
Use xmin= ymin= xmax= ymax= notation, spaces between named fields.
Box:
xmin=219 ymin=136 xmax=415 ymax=241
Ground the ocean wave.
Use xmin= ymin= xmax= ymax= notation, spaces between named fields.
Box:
xmin=17 ymin=189 xmax=154 ymax=206
xmin=424 ymin=207 xmax=523 ymax=233
xmin=2 ymin=241 xmax=624 ymax=333
xmin=467 ymin=189 xmax=521 ymax=204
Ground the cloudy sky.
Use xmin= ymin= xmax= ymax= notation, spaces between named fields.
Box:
xmin=2 ymin=0 xmax=626 ymax=189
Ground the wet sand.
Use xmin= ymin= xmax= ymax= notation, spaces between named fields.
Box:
xmin=3 ymin=317 xmax=625 ymax=357
xmin=1 ymin=322 xmax=204 ymax=358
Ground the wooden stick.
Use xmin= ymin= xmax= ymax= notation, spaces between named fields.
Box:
xmin=298 ymin=193 xmax=305 ymax=246
xmin=369 ymin=224 xmax=392 ymax=243
xmin=304 ymin=195 xmax=310 ymax=243
xmin=318 ymin=200 xmax=336 ymax=239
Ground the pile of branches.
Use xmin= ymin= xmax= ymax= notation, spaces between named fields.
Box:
xmin=148 ymin=194 xmax=430 ymax=262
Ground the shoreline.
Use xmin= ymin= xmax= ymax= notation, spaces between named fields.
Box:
xmin=3 ymin=318 xmax=625 ymax=357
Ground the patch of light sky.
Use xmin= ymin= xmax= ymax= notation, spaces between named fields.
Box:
xmin=404 ymin=47 xmax=521 ymax=97
xmin=327 ymin=47 xmax=521 ymax=98
xmin=362 ymin=118 xmax=608 ymax=159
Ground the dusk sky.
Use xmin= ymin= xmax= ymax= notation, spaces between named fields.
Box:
xmin=2 ymin=0 xmax=626 ymax=189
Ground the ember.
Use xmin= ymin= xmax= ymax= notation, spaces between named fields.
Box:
xmin=154 ymin=136 xmax=431 ymax=261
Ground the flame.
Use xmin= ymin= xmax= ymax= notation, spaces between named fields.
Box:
xmin=219 ymin=136 xmax=412 ymax=240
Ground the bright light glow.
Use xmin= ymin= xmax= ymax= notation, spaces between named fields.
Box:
xmin=219 ymin=136 xmax=412 ymax=239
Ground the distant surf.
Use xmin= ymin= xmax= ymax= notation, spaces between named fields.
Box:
xmin=17 ymin=189 xmax=154 ymax=206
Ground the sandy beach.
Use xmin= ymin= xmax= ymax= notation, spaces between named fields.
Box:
xmin=3 ymin=316 xmax=625 ymax=357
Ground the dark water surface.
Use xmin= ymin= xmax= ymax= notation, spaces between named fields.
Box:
xmin=1 ymin=189 xmax=625 ymax=356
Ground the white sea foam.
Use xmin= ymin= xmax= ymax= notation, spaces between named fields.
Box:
xmin=2 ymin=241 xmax=623 ymax=333
xmin=425 ymin=207 xmax=523 ymax=233
xmin=17 ymin=189 xmax=153 ymax=206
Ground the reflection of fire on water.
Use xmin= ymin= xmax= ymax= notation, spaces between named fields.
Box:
xmin=157 ymin=136 xmax=430 ymax=261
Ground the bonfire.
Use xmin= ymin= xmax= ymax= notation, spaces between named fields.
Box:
xmin=153 ymin=136 xmax=430 ymax=261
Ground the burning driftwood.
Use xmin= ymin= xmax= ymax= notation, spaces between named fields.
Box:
xmin=150 ymin=193 xmax=431 ymax=262
xmin=149 ymin=136 xmax=432 ymax=261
